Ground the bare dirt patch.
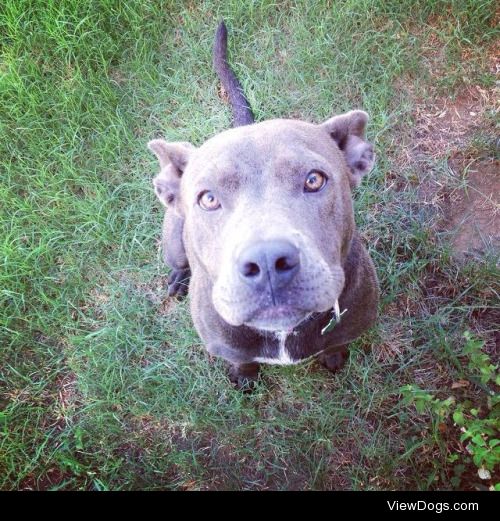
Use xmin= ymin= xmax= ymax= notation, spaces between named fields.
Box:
xmin=409 ymin=83 xmax=499 ymax=256
xmin=412 ymin=84 xmax=495 ymax=158
xmin=445 ymin=157 xmax=499 ymax=255
xmin=19 ymin=467 xmax=71 ymax=491
xmin=398 ymin=18 xmax=499 ymax=256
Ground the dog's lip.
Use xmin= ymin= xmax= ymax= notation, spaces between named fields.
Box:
xmin=251 ymin=304 xmax=300 ymax=319
xmin=245 ymin=304 xmax=308 ymax=331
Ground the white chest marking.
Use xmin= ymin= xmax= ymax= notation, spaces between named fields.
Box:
xmin=254 ymin=331 xmax=301 ymax=365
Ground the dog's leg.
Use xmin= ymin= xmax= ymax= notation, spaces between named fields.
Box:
xmin=228 ymin=361 xmax=260 ymax=392
xmin=161 ymin=212 xmax=190 ymax=297
xmin=166 ymin=265 xmax=190 ymax=297
xmin=318 ymin=345 xmax=348 ymax=373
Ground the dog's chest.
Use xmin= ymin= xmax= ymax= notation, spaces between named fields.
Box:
xmin=253 ymin=331 xmax=303 ymax=365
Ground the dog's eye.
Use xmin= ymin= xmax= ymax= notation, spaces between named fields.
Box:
xmin=198 ymin=190 xmax=221 ymax=211
xmin=304 ymin=171 xmax=327 ymax=192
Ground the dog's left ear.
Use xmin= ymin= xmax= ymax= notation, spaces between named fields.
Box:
xmin=321 ymin=110 xmax=375 ymax=189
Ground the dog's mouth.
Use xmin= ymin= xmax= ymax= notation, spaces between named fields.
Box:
xmin=245 ymin=305 xmax=310 ymax=332
xmin=212 ymin=251 xmax=346 ymax=331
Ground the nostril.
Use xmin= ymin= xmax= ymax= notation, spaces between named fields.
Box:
xmin=275 ymin=257 xmax=288 ymax=272
xmin=242 ymin=262 xmax=260 ymax=278
xmin=275 ymin=256 xmax=295 ymax=272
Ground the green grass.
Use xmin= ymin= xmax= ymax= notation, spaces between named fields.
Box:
xmin=1 ymin=0 xmax=498 ymax=490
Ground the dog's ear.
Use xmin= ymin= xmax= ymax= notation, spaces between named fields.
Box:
xmin=148 ymin=139 xmax=195 ymax=214
xmin=148 ymin=139 xmax=194 ymax=173
xmin=320 ymin=110 xmax=375 ymax=189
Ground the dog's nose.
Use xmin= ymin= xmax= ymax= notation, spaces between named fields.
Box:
xmin=237 ymin=240 xmax=300 ymax=289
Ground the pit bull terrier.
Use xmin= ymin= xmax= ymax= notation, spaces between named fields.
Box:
xmin=148 ymin=21 xmax=379 ymax=389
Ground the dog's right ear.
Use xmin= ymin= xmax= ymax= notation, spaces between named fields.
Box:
xmin=148 ymin=139 xmax=195 ymax=213
xmin=148 ymin=139 xmax=194 ymax=173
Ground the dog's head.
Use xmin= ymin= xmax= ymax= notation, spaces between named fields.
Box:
xmin=149 ymin=111 xmax=375 ymax=331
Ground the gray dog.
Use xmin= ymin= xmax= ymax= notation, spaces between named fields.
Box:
xmin=148 ymin=22 xmax=379 ymax=389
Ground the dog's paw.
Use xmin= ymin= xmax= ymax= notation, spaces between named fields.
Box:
xmin=318 ymin=349 xmax=347 ymax=373
xmin=167 ymin=267 xmax=191 ymax=297
xmin=228 ymin=362 xmax=260 ymax=393
xmin=231 ymin=375 xmax=258 ymax=393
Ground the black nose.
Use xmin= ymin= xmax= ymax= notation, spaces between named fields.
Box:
xmin=237 ymin=240 xmax=300 ymax=290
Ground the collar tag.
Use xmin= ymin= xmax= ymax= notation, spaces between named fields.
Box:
xmin=321 ymin=300 xmax=347 ymax=335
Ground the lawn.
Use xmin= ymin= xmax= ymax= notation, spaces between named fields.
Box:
xmin=1 ymin=0 xmax=498 ymax=490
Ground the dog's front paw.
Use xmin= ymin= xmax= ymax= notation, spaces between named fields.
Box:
xmin=228 ymin=362 xmax=260 ymax=393
xmin=231 ymin=375 xmax=258 ymax=393
xmin=318 ymin=348 xmax=347 ymax=373
xmin=167 ymin=267 xmax=190 ymax=297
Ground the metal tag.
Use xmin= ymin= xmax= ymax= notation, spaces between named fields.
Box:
xmin=321 ymin=300 xmax=347 ymax=335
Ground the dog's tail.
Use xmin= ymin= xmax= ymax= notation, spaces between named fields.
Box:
xmin=213 ymin=20 xmax=254 ymax=127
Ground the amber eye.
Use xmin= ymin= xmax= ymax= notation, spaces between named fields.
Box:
xmin=304 ymin=171 xmax=327 ymax=192
xmin=198 ymin=190 xmax=221 ymax=211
